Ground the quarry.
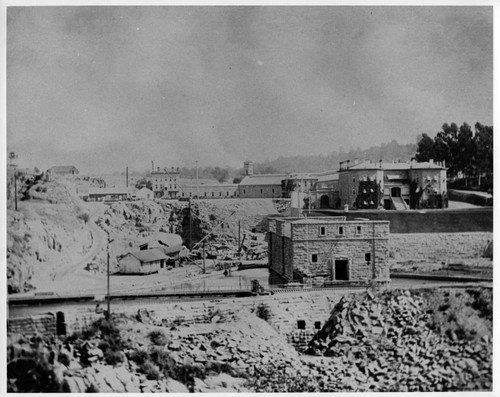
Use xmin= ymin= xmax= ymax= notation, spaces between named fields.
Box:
xmin=6 ymin=173 xmax=493 ymax=392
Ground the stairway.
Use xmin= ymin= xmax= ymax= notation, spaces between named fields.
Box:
xmin=391 ymin=196 xmax=408 ymax=210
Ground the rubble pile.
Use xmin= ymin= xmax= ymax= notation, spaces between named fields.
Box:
xmin=302 ymin=288 xmax=492 ymax=392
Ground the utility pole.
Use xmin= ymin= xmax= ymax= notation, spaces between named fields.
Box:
xmin=14 ymin=170 xmax=18 ymax=211
xmin=106 ymin=237 xmax=114 ymax=320
xmin=238 ymin=221 xmax=241 ymax=257
xmin=196 ymin=161 xmax=199 ymax=200
xmin=189 ymin=199 xmax=192 ymax=250
xmin=202 ymin=240 xmax=206 ymax=274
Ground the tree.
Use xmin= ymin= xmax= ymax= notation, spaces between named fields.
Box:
xmin=135 ymin=178 xmax=152 ymax=190
xmin=415 ymin=133 xmax=435 ymax=162
xmin=474 ymin=123 xmax=493 ymax=186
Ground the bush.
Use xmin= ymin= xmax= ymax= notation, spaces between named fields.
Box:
xmin=139 ymin=360 xmax=161 ymax=380
xmin=57 ymin=352 xmax=71 ymax=367
xmin=129 ymin=349 xmax=149 ymax=365
xmin=255 ymin=303 xmax=270 ymax=321
xmin=104 ymin=350 xmax=124 ymax=366
xmin=148 ymin=330 xmax=168 ymax=346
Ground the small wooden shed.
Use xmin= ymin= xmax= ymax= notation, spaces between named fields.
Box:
xmin=118 ymin=248 xmax=168 ymax=275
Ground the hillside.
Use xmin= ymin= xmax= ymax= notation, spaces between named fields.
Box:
xmin=7 ymin=175 xmax=285 ymax=295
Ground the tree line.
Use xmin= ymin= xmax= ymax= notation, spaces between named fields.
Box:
xmin=416 ymin=122 xmax=493 ymax=188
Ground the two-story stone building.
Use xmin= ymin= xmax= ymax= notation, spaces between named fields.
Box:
xmin=267 ymin=216 xmax=390 ymax=286
xmin=338 ymin=159 xmax=447 ymax=210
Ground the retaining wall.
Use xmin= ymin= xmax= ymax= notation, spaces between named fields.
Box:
xmin=390 ymin=232 xmax=492 ymax=262
xmin=313 ymin=208 xmax=493 ymax=233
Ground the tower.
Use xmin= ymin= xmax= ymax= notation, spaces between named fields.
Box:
xmin=243 ymin=161 xmax=254 ymax=176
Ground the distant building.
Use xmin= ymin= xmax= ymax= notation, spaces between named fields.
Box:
xmin=49 ymin=165 xmax=79 ymax=175
xmin=311 ymin=170 xmax=340 ymax=209
xmin=136 ymin=187 xmax=154 ymax=200
xmin=179 ymin=183 xmax=239 ymax=199
xmin=118 ymin=248 xmax=168 ymax=275
xmin=87 ymin=187 xmax=129 ymax=202
xmin=338 ymin=159 xmax=447 ymax=210
xmin=238 ymin=174 xmax=286 ymax=198
xmin=151 ymin=166 xmax=180 ymax=199
xmin=281 ymin=173 xmax=319 ymax=199
xmin=267 ymin=216 xmax=390 ymax=287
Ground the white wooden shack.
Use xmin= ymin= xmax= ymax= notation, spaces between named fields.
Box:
xmin=118 ymin=248 xmax=167 ymax=275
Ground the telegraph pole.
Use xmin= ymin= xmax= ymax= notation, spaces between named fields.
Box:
xmin=106 ymin=237 xmax=114 ymax=320
xmin=14 ymin=170 xmax=18 ymax=211
xmin=202 ymin=240 xmax=206 ymax=274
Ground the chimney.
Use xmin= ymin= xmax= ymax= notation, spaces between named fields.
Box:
xmin=152 ymin=161 xmax=154 ymax=172
xmin=430 ymin=159 xmax=434 ymax=165
xmin=379 ymin=160 xmax=382 ymax=169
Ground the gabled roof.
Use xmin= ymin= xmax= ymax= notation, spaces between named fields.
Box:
xmin=88 ymin=187 xmax=129 ymax=195
xmin=162 ymin=244 xmax=184 ymax=255
xmin=50 ymin=165 xmax=78 ymax=173
xmin=127 ymin=248 xmax=167 ymax=263
xmin=239 ymin=174 xmax=287 ymax=186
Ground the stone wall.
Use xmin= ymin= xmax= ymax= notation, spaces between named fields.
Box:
xmin=7 ymin=313 xmax=56 ymax=336
xmin=390 ymin=232 xmax=492 ymax=262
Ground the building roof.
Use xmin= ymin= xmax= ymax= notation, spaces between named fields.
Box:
xmin=127 ymin=248 xmax=168 ymax=263
xmin=50 ymin=165 xmax=78 ymax=173
xmin=162 ymin=244 xmax=184 ymax=255
xmin=239 ymin=174 xmax=287 ymax=186
xmin=88 ymin=187 xmax=129 ymax=195
xmin=137 ymin=187 xmax=154 ymax=194
xmin=340 ymin=160 xmax=446 ymax=171
xmin=317 ymin=172 xmax=339 ymax=183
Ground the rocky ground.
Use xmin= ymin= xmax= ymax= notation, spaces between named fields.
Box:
xmin=7 ymin=286 xmax=492 ymax=392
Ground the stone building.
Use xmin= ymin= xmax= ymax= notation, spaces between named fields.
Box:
xmin=267 ymin=216 xmax=390 ymax=286
xmin=49 ymin=165 xmax=79 ymax=175
xmin=238 ymin=174 xmax=286 ymax=198
xmin=338 ymin=159 xmax=447 ymax=210
xmin=179 ymin=183 xmax=239 ymax=199
xmin=151 ymin=166 xmax=180 ymax=199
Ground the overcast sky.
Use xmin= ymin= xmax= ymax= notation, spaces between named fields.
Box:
xmin=7 ymin=6 xmax=493 ymax=174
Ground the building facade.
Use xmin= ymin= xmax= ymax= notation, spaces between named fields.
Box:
xmin=118 ymin=249 xmax=168 ymax=274
xmin=338 ymin=159 xmax=447 ymax=210
xmin=49 ymin=165 xmax=79 ymax=175
xmin=151 ymin=167 xmax=180 ymax=199
xmin=179 ymin=183 xmax=239 ymax=199
xmin=238 ymin=174 xmax=286 ymax=198
xmin=267 ymin=216 xmax=390 ymax=286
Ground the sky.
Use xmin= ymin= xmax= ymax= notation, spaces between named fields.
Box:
xmin=6 ymin=6 xmax=493 ymax=174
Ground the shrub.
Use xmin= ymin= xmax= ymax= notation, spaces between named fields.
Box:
xmin=139 ymin=360 xmax=161 ymax=380
xmin=104 ymin=350 xmax=124 ymax=366
xmin=255 ymin=303 xmax=270 ymax=321
xmin=57 ymin=352 xmax=71 ymax=367
xmin=129 ymin=349 xmax=149 ymax=365
xmin=148 ymin=330 xmax=168 ymax=346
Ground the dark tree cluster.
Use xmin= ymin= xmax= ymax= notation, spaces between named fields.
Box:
xmin=416 ymin=122 xmax=493 ymax=190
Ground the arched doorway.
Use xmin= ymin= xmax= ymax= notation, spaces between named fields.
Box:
xmin=391 ymin=187 xmax=401 ymax=197
xmin=320 ymin=195 xmax=330 ymax=208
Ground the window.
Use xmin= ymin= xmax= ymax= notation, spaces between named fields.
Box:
xmin=352 ymin=177 xmax=356 ymax=183
xmin=212 ymin=192 xmax=214 ymax=197
xmin=189 ymin=192 xmax=192 ymax=197
xmin=338 ymin=226 xmax=344 ymax=235
xmin=272 ymin=189 xmax=275 ymax=193
xmin=319 ymin=226 xmax=326 ymax=236
xmin=219 ymin=192 xmax=222 ymax=196
xmin=314 ymin=321 xmax=322 ymax=330
xmin=311 ymin=253 xmax=318 ymax=263
xmin=356 ymin=226 xmax=362 ymax=235
xmin=261 ymin=189 xmax=263 ymax=194
xmin=352 ymin=189 xmax=356 ymax=195
xmin=365 ymin=253 xmax=371 ymax=263
xmin=204 ymin=192 xmax=207 ymax=197
xmin=297 ymin=320 xmax=306 ymax=330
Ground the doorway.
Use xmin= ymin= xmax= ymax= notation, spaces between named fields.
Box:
xmin=334 ymin=259 xmax=349 ymax=281
xmin=391 ymin=187 xmax=401 ymax=197
xmin=320 ymin=195 xmax=330 ymax=208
